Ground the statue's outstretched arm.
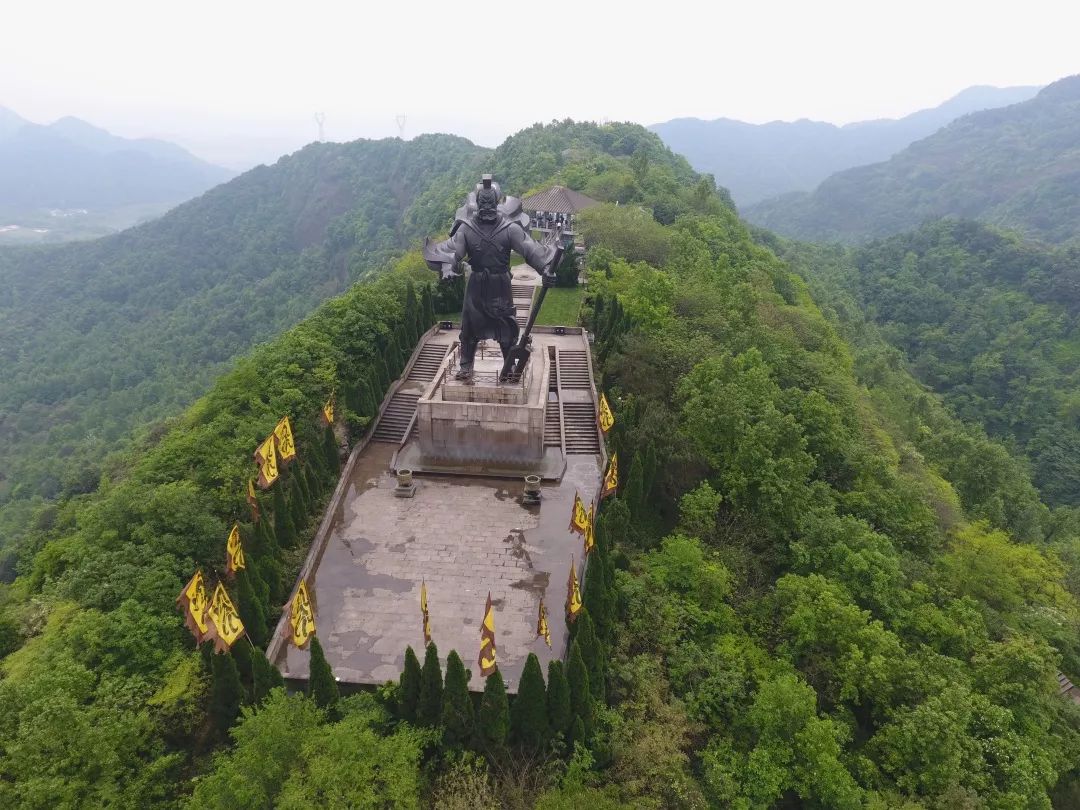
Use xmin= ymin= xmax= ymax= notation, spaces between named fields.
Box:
xmin=508 ymin=223 xmax=559 ymax=275
xmin=422 ymin=228 xmax=467 ymax=281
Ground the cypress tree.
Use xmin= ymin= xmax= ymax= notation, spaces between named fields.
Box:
xmin=289 ymin=474 xmax=309 ymax=531
xmin=421 ymin=285 xmax=435 ymax=328
xmin=304 ymin=463 xmax=323 ymax=504
xmin=399 ymin=646 xmax=422 ymax=723
xmin=258 ymin=555 xmax=285 ymax=605
xmin=567 ymin=641 xmax=593 ymax=741
xmin=380 ymin=356 xmax=394 ymax=390
xmin=308 ymin=636 xmax=339 ymax=710
xmin=574 ymin=609 xmax=604 ymax=704
xmin=441 ymin=650 xmax=474 ymax=747
xmin=604 ymin=498 xmax=631 ymax=549
xmin=478 ymin=671 xmax=510 ymax=752
xmin=643 ymin=442 xmax=659 ymax=501
xmin=295 ymin=467 xmax=312 ymax=514
xmin=252 ymin=645 xmax=285 ymax=703
xmin=511 ymin=653 xmax=548 ymax=751
xmin=592 ymin=294 xmax=606 ymax=333
xmin=230 ymin=638 xmax=254 ymax=704
xmin=582 ymin=553 xmax=613 ymax=644
xmin=323 ymin=425 xmax=340 ymax=474
xmin=569 ymin=715 xmax=587 ymax=753
xmin=273 ymin=485 xmax=297 ymax=547
xmin=624 ymin=453 xmax=645 ymax=520
xmin=394 ymin=322 xmax=411 ymax=366
xmin=258 ymin=518 xmax=280 ymax=556
xmin=417 ymin=642 xmax=443 ymax=727
xmin=546 ymin=659 xmax=571 ymax=740
xmin=236 ymin=569 xmax=269 ymax=646
xmin=404 ymin=282 xmax=420 ymax=345
xmin=210 ymin=651 xmax=244 ymax=734
xmin=386 ymin=333 xmax=403 ymax=377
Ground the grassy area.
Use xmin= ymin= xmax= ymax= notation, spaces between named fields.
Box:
xmin=534 ymin=285 xmax=586 ymax=326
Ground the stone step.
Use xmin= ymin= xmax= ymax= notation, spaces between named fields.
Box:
xmin=406 ymin=344 xmax=450 ymax=382
xmin=562 ymin=401 xmax=600 ymax=454
xmin=372 ymin=392 xmax=421 ymax=442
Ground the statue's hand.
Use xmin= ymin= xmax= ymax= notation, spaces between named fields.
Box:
xmin=439 ymin=263 xmax=460 ymax=281
xmin=541 ymin=271 xmax=557 ymax=288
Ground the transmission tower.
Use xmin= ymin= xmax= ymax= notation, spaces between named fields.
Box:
xmin=395 ymin=114 xmax=408 ymax=139
xmin=314 ymin=112 xmax=326 ymax=142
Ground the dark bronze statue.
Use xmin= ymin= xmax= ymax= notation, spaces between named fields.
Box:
xmin=424 ymin=175 xmax=560 ymax=380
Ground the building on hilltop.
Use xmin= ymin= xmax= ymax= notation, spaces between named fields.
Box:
xmin=521 ymin=186 xmax=598 ymax=250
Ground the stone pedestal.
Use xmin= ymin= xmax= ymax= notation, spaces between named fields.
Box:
xmin=416 ymin=344 xmax=549 ymax=466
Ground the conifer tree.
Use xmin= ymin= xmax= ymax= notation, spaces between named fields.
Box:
xmin=624 ymin=453 xmax=645 ymax=520
xmin=236 ymin=569 xmax=269 ymax=646
xmin=546 ymin=659 xmax=571 ymax=741
xmin=289 ymin=474 xmax=309 ymax=531
xmin=380 ymin=356 xmax=394 ymax=390
xmin=210 ymin=651 xmax=244 ymax=734
xmin=582 ymin=553 xmax=613 ymax=644
xmin=399 ymin=645 xmax=422 ymax=723
xmin=421 ymin=284 xmax=435 ymax=328
xmin=305 ymin=463 xmax=323 ymax=503
xmin=478 ymin=671 xmax=510 ymax=752
xmin=252 ymin=645 xmax=285 ymax=703
xmin=604 ymin=498 xmax=631 ymax=549
xmin=294 ymin=468 xmax=312 ymax=515
xmin=258 ymin=555 xmax=285 ymax=605
xmin=643 ymin=442 xmax=659 ymax=500
xmin=322 ymin=425 xmax=340 ymax=474
xmin=574 ymin=609 xmax=604 ymax=703
xmin=567 ymin=641 xmax=593 ymax=741
xmin=308 ymin=635 xmax=339 ymax=710
xmin=441 ymin=650 xmax=474 ymax=747
xmin=569 ymin=715 xmax=587 ymax=753
xmin=592 ymin=294 xmax=606 ymax=333
xmin=386 ymin=333 xmax=403 ymax=377
xmin=511 ymin=653 xmax=548 ymax=750
xmin=229 ymin=638 xmax=254 ymax=704
xmin=404 ymin=282 xmax=420 ymax=345
xmin=273 ymin=485 xmax=297 ymax=547
xmin=418 ymin=642 xmax=443 ymax=727
xmin=394 ymin=322 xmax=411 ymax=366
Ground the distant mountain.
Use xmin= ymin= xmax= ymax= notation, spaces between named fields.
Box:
xmin=743 ymin=76 xmax=1080 ymax=244
xmin=651 ymin=85 xmax=1039 ymax=206
xmin=0 ymin=134 xmax=485 ymax=502
xmin=0 ymin=108 xmax=235 ymax=238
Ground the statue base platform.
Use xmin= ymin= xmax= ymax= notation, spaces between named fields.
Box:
xmin=414 ymin=342 xmax=550 ymax=468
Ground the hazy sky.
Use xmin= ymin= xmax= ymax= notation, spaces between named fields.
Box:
xmin=2 ymin=0 xmax=1077 ymax=167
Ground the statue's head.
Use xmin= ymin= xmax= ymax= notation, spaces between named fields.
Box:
xmin=476 ymin=174 xmax=500 ymax=223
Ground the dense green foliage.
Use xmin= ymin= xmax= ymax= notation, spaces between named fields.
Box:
xmin=777 ymin=219 xmax=1080 ymax=509
xmin=5 ymin=116 xmax=1080 ymax=807
xmin=0 ymin=133 xmax=484 ymax=527
xmin=746 ymin=76 xmax=1080 ymax=245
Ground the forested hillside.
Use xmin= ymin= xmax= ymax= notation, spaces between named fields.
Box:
xmin=3 ymin=120 xmax=1079 ymax=807
xmin=745 ymin=75 xmax=1080 ymax=244
xmin=772 ymin=219 xmax=1080 ymax=509
xmin=0 ymin=134 xmax=484 ymax=523
xmin=651 ymin=84 xmax=1037 ymax=206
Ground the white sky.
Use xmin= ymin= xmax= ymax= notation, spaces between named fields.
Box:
xmin=1 ymin=0 xmax=1077 ymax=168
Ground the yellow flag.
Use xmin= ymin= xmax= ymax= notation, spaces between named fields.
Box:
xmin=274 ymin=416 xmax=297 ymax=464
xmin=537 ymin=598 xmax=551 ymax=648
xmin=225 ymin=523 xmax=246 ymax=577
xmin=176 ymin=569 xmax=209 ymax=643
xmin=289 ymin=580 xmax=316 ymax=649
xmin=568 ymin=491 xmax=589 ymax=536
xmin=601 ymin=452 xmax=619 ymax=499
xmin=583 ymin=502 xmax=596 ymax=555
xmin=206 ymin=582 xmax=245 ymax=652
xmin=479 ymin=592 xmax=497 ymax=677
xmin=254 ymin=433 xmax=279 ymax=489
xmin=566 ymin=557 xmax=582 ymax=623
xmin=420 ymin=580 xmax=431 ymax=646
xmin=321 ymin=395 xmax=335 ymax=427
xmin=598 ymin=392 xmax=615 ymax=434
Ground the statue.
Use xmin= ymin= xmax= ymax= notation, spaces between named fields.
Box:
xmin=424 ymin=175 xmax=561 ymax=380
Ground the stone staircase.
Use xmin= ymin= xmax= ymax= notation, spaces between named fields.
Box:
xmin=407 ymin=343 xmax=450 ymax=383
xmin=556 ymin=350 xmax=591 ymax=389
xmin=561 ymin=402 xmax=600 ymax=454
xmin=372 ymin=392 xmax=421 ymax=443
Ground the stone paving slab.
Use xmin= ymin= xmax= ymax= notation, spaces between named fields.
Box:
xmin=274 ymin=443 xmax=600 ymax=693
